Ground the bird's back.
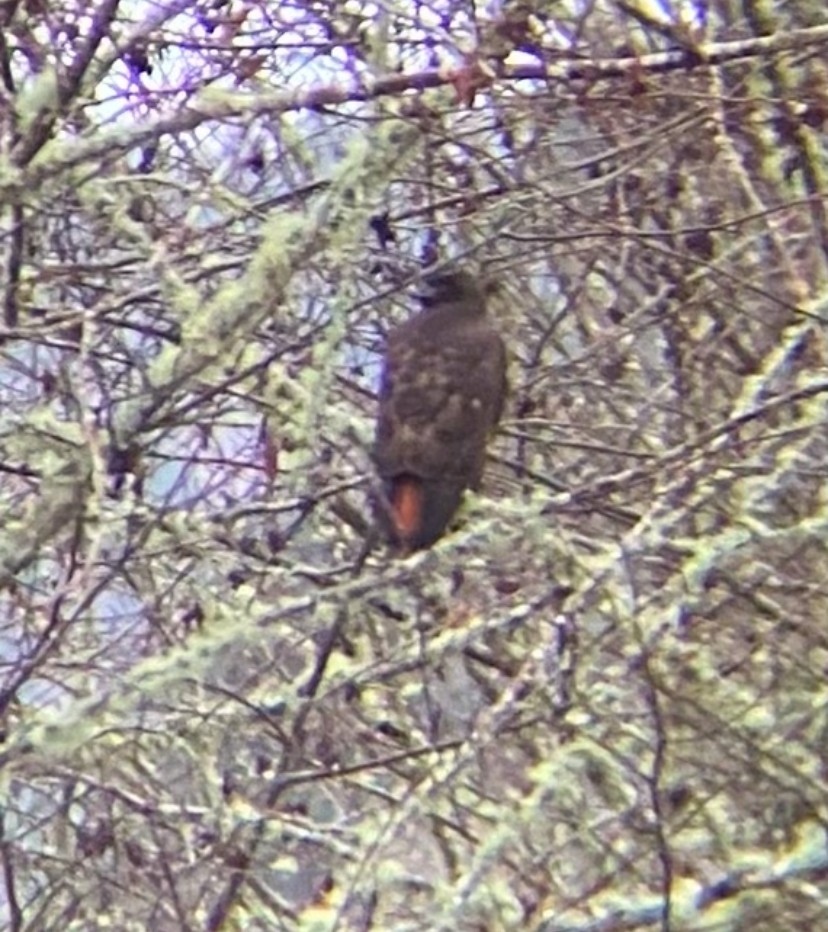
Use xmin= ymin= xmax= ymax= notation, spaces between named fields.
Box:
xmin=374 ymin=312 xmax=504 ymax=482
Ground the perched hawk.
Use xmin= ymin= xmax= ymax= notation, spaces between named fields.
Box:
xmin=373 ymin=269 xmax=507 ymax=551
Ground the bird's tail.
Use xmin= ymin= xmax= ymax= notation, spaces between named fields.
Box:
xmin=380 ymin=475 xmax=465 ymax=551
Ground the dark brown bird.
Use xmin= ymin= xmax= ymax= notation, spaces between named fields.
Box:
xmin=373 ymin=268 xmax=507 ymax=551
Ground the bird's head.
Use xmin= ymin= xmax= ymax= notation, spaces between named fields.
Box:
xmin=418 ymin=268 xmax=486 ymax=312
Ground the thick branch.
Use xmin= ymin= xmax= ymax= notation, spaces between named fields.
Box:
xmin=3 ymin=24 xmax=828 ymax=202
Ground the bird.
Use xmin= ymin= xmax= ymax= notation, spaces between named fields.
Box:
xmin=372 ymin=268 xmax=507 ymax=551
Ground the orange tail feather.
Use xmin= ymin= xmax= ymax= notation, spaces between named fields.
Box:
xmin=381 ymin=476 xmax=465 ymax=550
xmin=391 ymin=478 xmax=423 ymax=542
